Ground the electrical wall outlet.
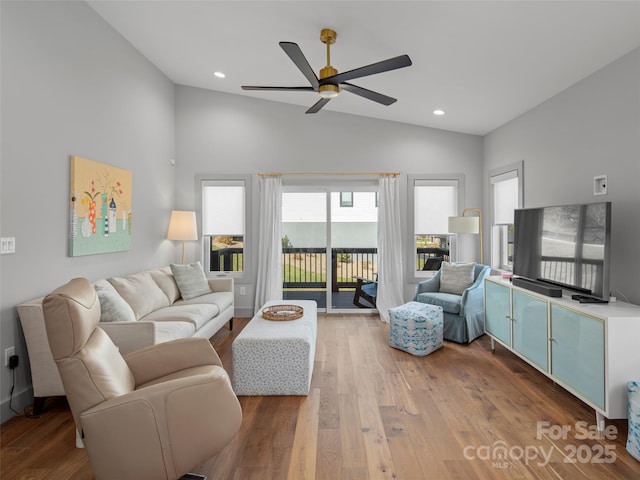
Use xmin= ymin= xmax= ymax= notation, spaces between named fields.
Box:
xmin=4 ymin=346 xmax=15 ymax=367
xmin=9 ymin=355 xmax=19 ymax=369
xmin=240 ymin=286 xmax=246 ymax=295
xmin=594 ymin=175 xmax=607 ymax=195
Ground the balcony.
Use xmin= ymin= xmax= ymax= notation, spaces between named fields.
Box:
xmin=210 ymin=246 xmax=449 ymax=309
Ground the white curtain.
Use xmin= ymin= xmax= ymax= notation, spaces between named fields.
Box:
xmin=254 ymin=176 xmax=283 ymax=311
xmin=376 ymin=176 xmax=405 ymax=322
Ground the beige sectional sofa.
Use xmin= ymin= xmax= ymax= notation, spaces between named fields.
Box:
xmin=17 ymin=265 xmax=234 ymax=413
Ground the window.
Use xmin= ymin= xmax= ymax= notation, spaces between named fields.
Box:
xmin=201 ymin=178 xmax=248 ymax=275
xmin=490 ymin=162 xmax=523 ymax=271
xmin=408 ymin=175 xmax=463 ymax=278
xmin=340 ymin=192 xmax=353 ymax=207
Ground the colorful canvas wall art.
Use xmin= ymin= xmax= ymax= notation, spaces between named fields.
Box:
xmin=69 ymin=155 xmax=132 ymax=256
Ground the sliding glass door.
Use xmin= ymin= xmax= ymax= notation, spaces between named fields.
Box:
xmin=282 ymin=192 xmax=328 ymax=308
xmin=330 ymin=191 xmax=378 ymax=311
xmin=282 ymin=186 xmax=378 ymax=313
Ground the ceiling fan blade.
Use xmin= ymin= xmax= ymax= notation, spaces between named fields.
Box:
xmin=340 ymin=83 xmax=397 ymax=106
xmin=320 ymin=55 xmax=412 ymax=85
xmin=242 ymin=86 xmax=315 ymax=92
xmin=305 ymin=97 xmax=331 ymax=114
xmin=280 ymin=42 xmax=320 ymax=89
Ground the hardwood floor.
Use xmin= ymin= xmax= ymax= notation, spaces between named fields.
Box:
xmin=2 ymin=314 xmax=639 ymax=479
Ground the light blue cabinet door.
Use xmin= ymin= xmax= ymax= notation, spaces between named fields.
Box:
xmin=551 ymin=305 xmax=605 ymax=409
xmin=485 ymin=280 xmax=511 ymax=346
xmin=512 ymin=291 xmax=548 ymax=370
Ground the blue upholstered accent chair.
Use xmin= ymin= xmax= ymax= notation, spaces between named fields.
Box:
xmin=413 ymin=263 xmax=491 ymax=343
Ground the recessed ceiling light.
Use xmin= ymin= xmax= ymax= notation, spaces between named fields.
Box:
xmin=433 ymin=109 xmax=445 ymax=116
xmin=214 ymin=71 xmax=226 ymax=79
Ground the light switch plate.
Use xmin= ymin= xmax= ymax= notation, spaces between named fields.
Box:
xmin=0 ymin=237 xmax=15 ymax=254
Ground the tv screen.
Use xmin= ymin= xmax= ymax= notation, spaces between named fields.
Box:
xmin=513 ymin=202 xmax=611 ymax=300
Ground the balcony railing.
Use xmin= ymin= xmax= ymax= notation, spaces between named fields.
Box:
xmin=282 ymin=247 xmax=378 ymax=291
xmin=210 ymin=247 xmax=243 ymax=272
xmin=416 ymin=247 xmax=449 ymax=270
xmin=210 ymin=246 xmax=449 ymax=289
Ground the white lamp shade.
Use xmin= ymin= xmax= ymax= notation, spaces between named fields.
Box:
xmin=167 ymin=210 xmax=198 ymax=241
xmin=448 ymin=215 xmax=479 ymax=234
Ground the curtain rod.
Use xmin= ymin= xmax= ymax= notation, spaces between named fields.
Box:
xmin=257 ymin=171 xmax=400 ymax=178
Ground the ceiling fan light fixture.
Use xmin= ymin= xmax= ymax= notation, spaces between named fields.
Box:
xmin=319 ymin=84 xmax=339 ymax=98
xmin=318 ymin=64 xmax=339 ymax=98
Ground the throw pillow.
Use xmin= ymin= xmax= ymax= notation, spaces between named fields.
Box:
xmin=170 ymin=262 xmax=212 ymax=300
xmin=439 ymin=262 xmax=476 ymax=295
xmin=94 ymin=281 xmax=136 ymax=322
xmin=108 ymin=272 xmax=170 ymax=319
xmin=148 ymin=266 xmax=181 ymax=303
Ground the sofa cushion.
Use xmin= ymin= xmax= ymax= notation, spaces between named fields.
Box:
xmin=151 ymin=320 xmax=197 ymax=343
xmin=174 ymin=291 xmax=234 ymax=312
xmin=170 ymin=262 xmax=212 ymax=300
xmin=148 ymin=266 xmax=181 ymax=304
xmin=416 ymin=292 xmax=462 ymax=314
xmin=439 ymin=262 xmax=475 ymax=295
xmin=142 ymin=304 xmax=220 ymax=331
xmin=94 ymin=280 xmax=136 ymax=323
xmin=108 ymin=272 xmax=170 ymax=320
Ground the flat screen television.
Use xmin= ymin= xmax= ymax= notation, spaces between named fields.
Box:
xmin=512 ymin=201 xmax=611 ymax=300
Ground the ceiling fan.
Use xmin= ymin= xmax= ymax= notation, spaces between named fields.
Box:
xmin=242 ymin=28 xmax=412 ymax=114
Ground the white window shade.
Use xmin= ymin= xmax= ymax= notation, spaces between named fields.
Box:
xmin=493 ymin=176 xmax=518 ymax=225
xmin=414 ymin=185 xmax=456 ymax=235
xmin=202 ymin=184 xmax=245 ymax=235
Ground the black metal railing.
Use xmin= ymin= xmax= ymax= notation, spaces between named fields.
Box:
xmin=210 ymin=246 xmax=450 ymax=289
xmin=330 ymin=248 xmax=378 ymax=291
xmin=210 ymin=247 xmax=243 ymax=272
xmin=281 ymin=247 xmax=378 ymax=291
xmin=282 ymin=248 xmax=326 ymax=288
xmin=416 ymin=247 xmax=450 ymax=270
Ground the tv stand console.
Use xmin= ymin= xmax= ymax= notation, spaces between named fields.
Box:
xmin=484 ymin=275 xmax=640 ymax=429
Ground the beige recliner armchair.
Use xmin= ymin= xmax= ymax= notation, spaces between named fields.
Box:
xmin=42 ymin=278 xmax=242 ymax=480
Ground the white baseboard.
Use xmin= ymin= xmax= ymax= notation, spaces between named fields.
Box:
xmin=1 ymin=385 xmax=33 ymax=423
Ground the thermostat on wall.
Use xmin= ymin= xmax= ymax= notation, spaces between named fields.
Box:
xmin=594 ymin=175 xmax=607 ymax=196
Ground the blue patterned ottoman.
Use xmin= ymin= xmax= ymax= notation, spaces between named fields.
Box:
xmin=232 ymin=300 xmax=317 ymax=396
xmin=389 ymin=301 xmax=443 ymax=356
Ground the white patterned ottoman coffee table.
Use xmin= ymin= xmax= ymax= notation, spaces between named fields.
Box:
xmin=232 ymin=300 xmax=317 ymax=395
xmin=389 ymin=301 xmax=443 ymax=356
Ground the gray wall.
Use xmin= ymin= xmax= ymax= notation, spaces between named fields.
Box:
xmin=174 ymin=86 xmax=484 ymax=315
xmin=0 ymin=1 xmax=176 ymax=421
xmin=484 ymin=47 xmax=640 ymax=304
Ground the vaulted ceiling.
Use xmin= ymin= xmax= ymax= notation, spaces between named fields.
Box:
xmin=88 ymin=1 xmax=640 ymax=135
